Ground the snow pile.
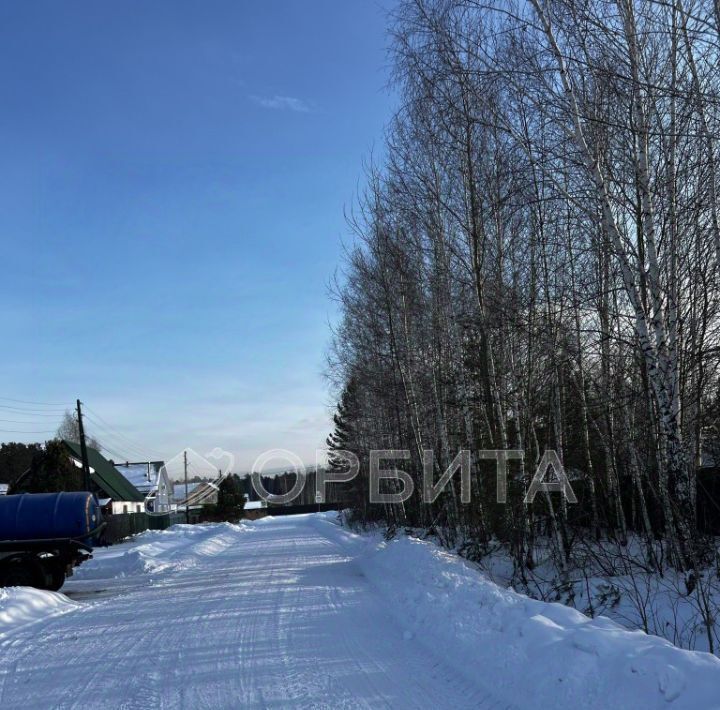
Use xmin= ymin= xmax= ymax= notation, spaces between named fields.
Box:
xmin=0 ymin=587 xmax=79 ymax=635
xmin=71 ymin=546 xmax=170 ymax=580
xmin=74 ymin=522 xmax=246 ymax=580
xmin=315 ymin=518 xmax=720 ymax=710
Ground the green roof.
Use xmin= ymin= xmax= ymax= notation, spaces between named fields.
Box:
xmin=63 ymin=440 xmax=145 ymax=502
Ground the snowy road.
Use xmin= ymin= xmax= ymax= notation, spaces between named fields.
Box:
xmin=0 ymin=515 xmax=503 ymax=710
xmin=2 ymin=514 xmax=720 ymax=710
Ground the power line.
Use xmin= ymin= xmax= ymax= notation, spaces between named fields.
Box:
xmin=82 ymin=427 xmax=134 ymax=463
xmin=81 ymin=424 xmax=133 ymax=459
xmin=96 ymin=442 xmax=131 ymax=463
xmin=0 ymin=418 xmax=63 ymax=425
xmin=86 ymin=428 xmax=156 ymax=464
xmin=82 ymin=405 xmax=165 ymax=460
xmin=0 ymin=398 xmax=165 ymax=464
xmin=0 ymin=405 xmax=67 ymax=416
xmin=84 ymin=423 xmax=161 ymax=467
xmin=81 ymin=411 xmax=156 ymax=453
xmin=0 ymin=396 xmax=66 ymax=407
xmin=83 ymin=418 xmax=148 ymax=456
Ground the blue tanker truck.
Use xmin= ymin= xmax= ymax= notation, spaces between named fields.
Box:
xmin=0 ymin=492 xmax=104 ymax=591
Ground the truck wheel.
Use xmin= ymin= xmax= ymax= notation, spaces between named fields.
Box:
xmin=0 ymin=558 xmax=41 ymax=588
xmin=42 ymin=561 xmax=66 ymax=592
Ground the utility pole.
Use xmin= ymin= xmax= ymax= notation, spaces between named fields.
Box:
xmin=184 ymin=449 xmax=189 ymax=524
xmin=76 ymin=399 xmax=92 ymax=492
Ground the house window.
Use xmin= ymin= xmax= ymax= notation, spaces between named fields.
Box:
xmin=137 ymin=505 xmax=142 ymax=513
xmin=123 ymin=504 xmax=128 ymax=514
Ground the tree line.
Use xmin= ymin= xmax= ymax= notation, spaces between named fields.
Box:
xmin=327 ymin=0 xmax=720 ymax=578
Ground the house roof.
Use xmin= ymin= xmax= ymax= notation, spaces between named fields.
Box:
xmin=245 ymin=500 xmax=267 ymax=510
xmin=64 ymin=440 xmax=145 ymax=502
xmin=116 ymin=464 xmax=156 ymax=494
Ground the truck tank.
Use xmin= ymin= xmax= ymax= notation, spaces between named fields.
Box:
xmin=0 ymin=492 xmax=102 ymax=542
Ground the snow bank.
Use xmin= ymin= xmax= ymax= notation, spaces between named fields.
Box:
xmin=471 ymin=535 xmax=720 ymax=655
xmin=315 ymin=518 xmax=720 ymax=710
xmin=0 ymin=587 xmax=79 ymax=635
xmin=71 ymin=546 xmax=170 ymax=580
xmin=74 ymin=522 xmax=247 ymax=580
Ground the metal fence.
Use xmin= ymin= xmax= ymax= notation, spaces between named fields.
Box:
xmin=100 ymin=512 xmax=150 ymax=545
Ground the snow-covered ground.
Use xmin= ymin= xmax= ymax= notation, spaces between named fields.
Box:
xmin=0 ymin=514 xmax=719 ymax=709
xmin=473 ymin=535 xmax=720 ymax=655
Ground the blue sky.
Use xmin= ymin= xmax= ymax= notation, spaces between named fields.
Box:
xmin=0 ymin=0 xmax=395 ymax=471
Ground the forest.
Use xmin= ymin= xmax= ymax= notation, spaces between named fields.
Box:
xmin=327 ymin=0 xmax=720 ymax=649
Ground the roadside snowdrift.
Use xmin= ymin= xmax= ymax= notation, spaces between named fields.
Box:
xmin=73 ymin=522 xmax=246 ymax=580
xmin=0 ymin=524 xmax=250 ymax=636
xmin=0 ymin=587 xmax=79 ymax=635
xmin=314 ymin=516 xmax=720 ymax=709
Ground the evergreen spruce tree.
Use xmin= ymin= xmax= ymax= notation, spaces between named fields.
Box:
xmin=326 ymin=377 xmax=362 ymax=507
xmin=327 ymin=377 xmax=360 ymax=468
xmin=11 ymin=440 xmax=82 ymax=494
xmin=214 ymin=474 xmax=246 ymax=522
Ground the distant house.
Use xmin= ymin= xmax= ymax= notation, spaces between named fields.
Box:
xmin=244 ymin=499 xmax=268 ymax=521
xmin=174 ymin=480 xmax=219 ymax=507
xmin=184 ymin=481 xmax=219 ymax=507
xmin=172 ymin=482 xmax=201 ymax=503
xmin=115 ymin=462 xmax=174 ymax=514
xmin=0 ymin=484 xmax=8 ymax=496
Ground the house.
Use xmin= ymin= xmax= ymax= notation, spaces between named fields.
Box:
xmin=172 ymin=482 xmax=201 ymax=504
xmin=11 ymin=440 xmax=146 ymax=515
xmin=174 ymin=480 xmax=219 ymax=507
xmin=244 ymin=499 xmax=268 ymax=521
xmin=115 ymin=462 xmax=174 ymax=514
xmin=0 ymin=484 xmax=8 ymax=496
xmin=114 ymin=462 xmax=158 ymax=496
xmin=63 ymin=441 xmax=146 ymax=514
